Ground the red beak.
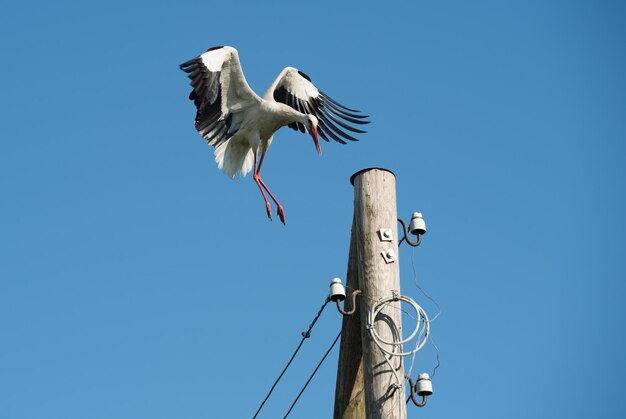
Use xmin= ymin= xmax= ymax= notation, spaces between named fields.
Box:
xmin=311 ymin=126 xmax=321 ymax=155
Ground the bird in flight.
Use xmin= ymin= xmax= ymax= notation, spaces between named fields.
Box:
xmin=180 ymin=46 xmax=369 ymax=224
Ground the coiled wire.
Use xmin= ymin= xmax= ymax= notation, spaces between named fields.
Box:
xmin=367 ymin=293 xmax=430 ymax=357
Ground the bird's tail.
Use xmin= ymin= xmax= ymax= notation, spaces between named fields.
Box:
xmin=214 ymin=138 xmax=255 ymax=179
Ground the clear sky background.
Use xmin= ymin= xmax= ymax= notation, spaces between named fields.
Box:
xmin=1 ymin=0 xmax=625 ymax=418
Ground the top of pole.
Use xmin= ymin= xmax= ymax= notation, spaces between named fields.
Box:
xmin=350 ymin=167 xmax=396 ymax=185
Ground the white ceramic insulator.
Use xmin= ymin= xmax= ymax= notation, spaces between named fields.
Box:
xmin=410 ymin=212 xmax=427 ymax=235
xmin=416 ymin=373 xmax=433 ymax=396
xmin=329 ymin=278 xmax=346 ymax=301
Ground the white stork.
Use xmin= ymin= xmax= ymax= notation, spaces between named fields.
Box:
xmin=180 ymin=46 xmax=369 ymax=224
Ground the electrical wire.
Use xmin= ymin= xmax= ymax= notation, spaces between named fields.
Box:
xmin=253 ymin=297 xmax=330 ymax=419
xmin=363 ymin=293 xmax=430 ymax=417
xmin=407 ymin=247 xmax=442 ymax=379
xmin=282 ymin=331 xmax=342 ymax=418
xmin=367 ymin=294 xmax=430 ymax=357
xmin=409 ymin=248 xmax=441 ymax=322
xmin=345 ymin=283 xmax=438 ymax=380
xmin=429 ymin=335 xmax=441 ymax=378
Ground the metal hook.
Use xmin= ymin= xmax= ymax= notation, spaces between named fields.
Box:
xmin=397 ymin=217 xmax=422 ymax=247
xmin=335 ymin=290 xmax=361 ymax=316
xmin=405 ymin=376 xmax=428 ymax=407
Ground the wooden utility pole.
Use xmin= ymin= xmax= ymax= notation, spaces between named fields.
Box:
xmin=334 ymin=168 xmax=406 ymax=419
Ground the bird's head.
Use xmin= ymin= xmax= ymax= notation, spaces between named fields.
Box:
xmin=304 ymin=115 xmax=320 ymax=155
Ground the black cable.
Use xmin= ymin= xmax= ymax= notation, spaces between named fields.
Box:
xmin=283 ymin=331 xmax=342 ymax=418
xmin=253 ymin=297 xmax=331 ymax=419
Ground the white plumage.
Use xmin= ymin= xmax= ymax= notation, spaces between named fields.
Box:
xmin=180 ymin=46 xmax=369 ymax=224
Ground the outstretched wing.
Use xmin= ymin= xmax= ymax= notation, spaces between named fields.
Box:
xmin=180 ymin=46 xmax=261 ymax=148
xmin=265 ymin=67 xmax=370 ymax=144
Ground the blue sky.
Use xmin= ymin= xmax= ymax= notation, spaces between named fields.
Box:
xmin=1 ymin=0 xmax=625 ymax=418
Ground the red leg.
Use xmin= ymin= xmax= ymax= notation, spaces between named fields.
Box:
xmin=253 ymin=157 xmax=273 ymax=221
xmin=254 ymin=151 xmax=286 ymax=225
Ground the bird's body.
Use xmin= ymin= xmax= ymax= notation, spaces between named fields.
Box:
xmin=213 ymin=100 xmax=300 ymax=178
xmin=180 ymin=46 xmax=368 ymax=224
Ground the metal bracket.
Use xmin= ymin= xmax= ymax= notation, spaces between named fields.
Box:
xmin=381 ymin=249 xmax=397 ymax=263
xmin=335 ymin=290 xmax=361 ymax=316
xmin=377 ymin=228 xmax=393 ymax=242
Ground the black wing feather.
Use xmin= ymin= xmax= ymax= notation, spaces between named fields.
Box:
xmin=273 ymin=75 xmax=370 ymax=144
xmin=180 ymin=55 xmax=235 ymax=148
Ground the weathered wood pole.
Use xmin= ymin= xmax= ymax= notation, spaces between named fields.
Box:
xmin=334 ymin=168 xmax=406 ymax=419
xmin=333 ymin=216 xmax=365 ymax=418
